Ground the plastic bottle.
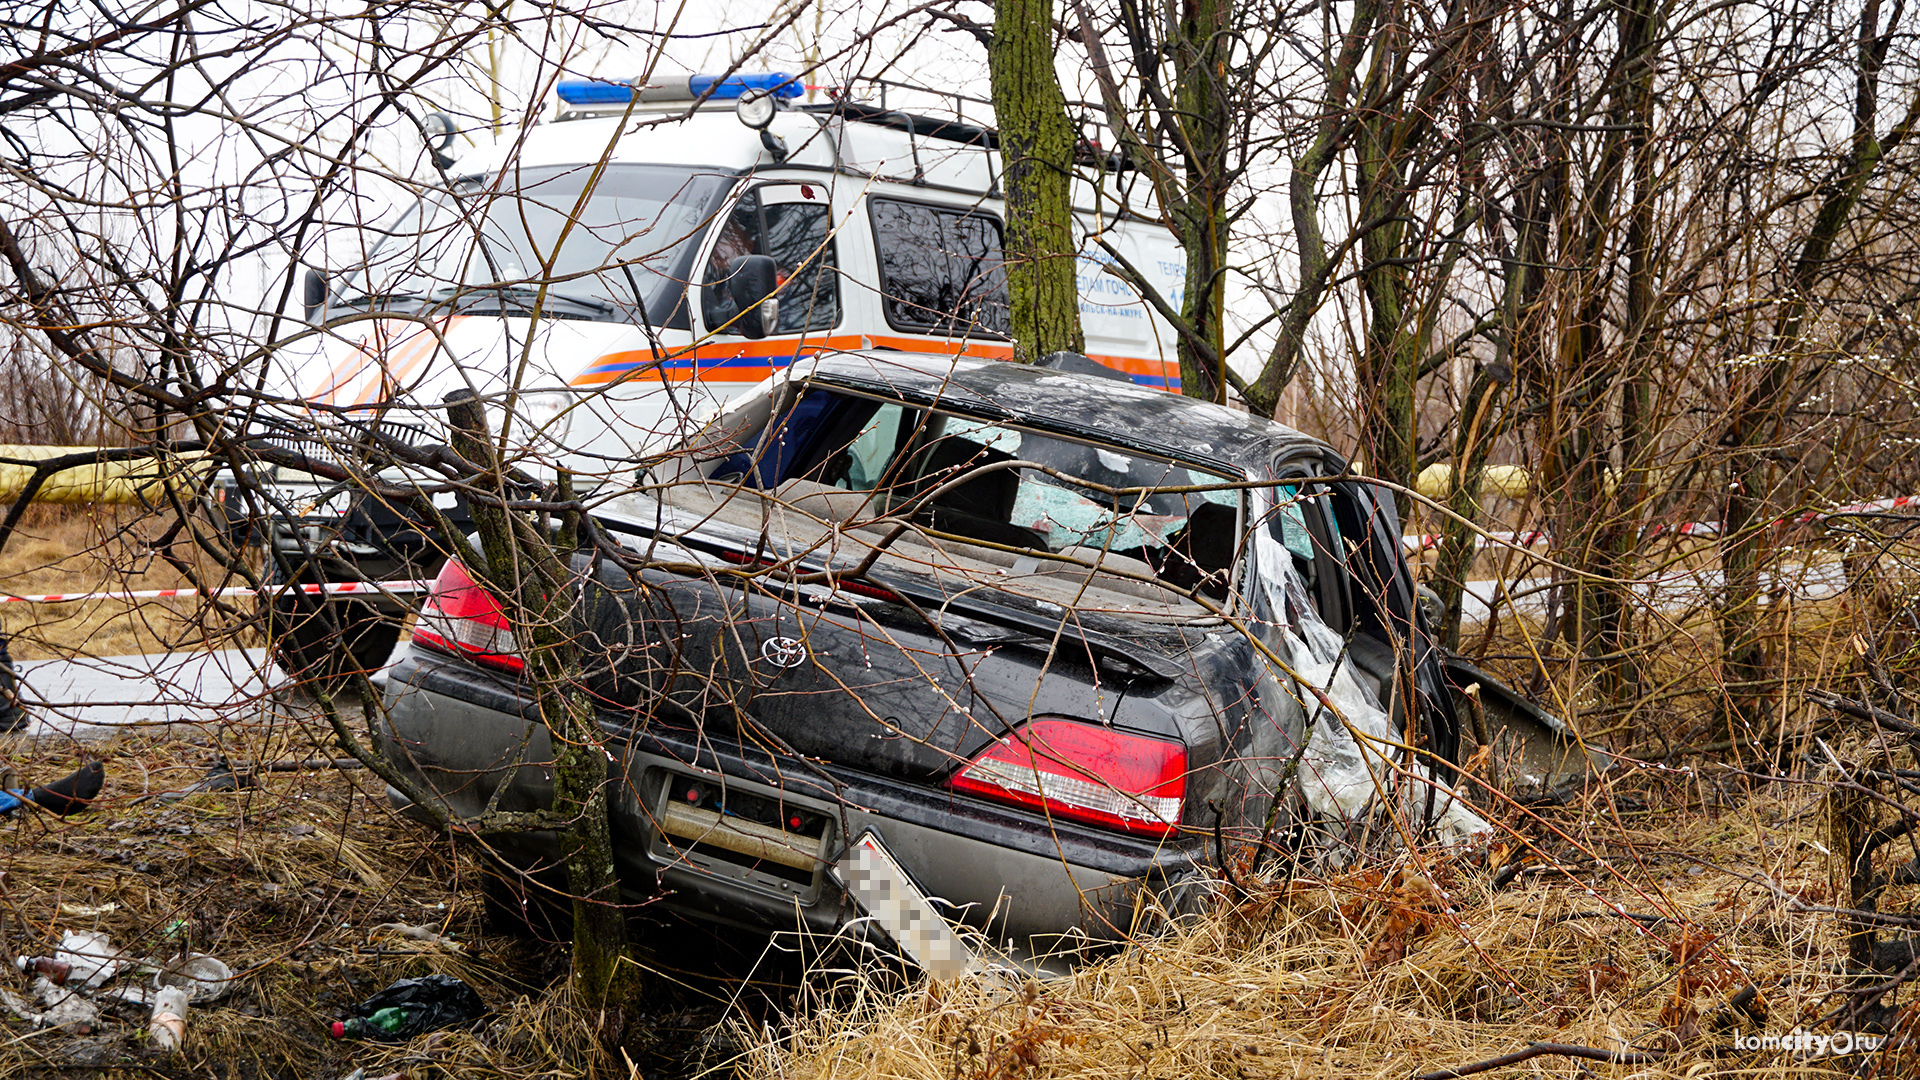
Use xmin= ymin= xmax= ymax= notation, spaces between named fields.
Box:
xmin=149 ymin=986 xmax=188 ymax=1050
xmin=13 ymin=956 xmax=72 ymax=985
xmin=328 ymin=1006 xmax=411 ymax=1039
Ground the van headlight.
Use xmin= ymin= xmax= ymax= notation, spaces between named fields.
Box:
xmin=520 ymin=391 xmax=575 ymax=445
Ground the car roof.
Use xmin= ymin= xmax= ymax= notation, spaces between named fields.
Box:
xmin=794 ymin=351 xmax=1331 ymax=474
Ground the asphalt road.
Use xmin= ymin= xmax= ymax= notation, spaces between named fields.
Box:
xmin=11 ymin=648 xmax=288 ymax=739
xmin=1456 ymin=560 xmax=1849 ymax=623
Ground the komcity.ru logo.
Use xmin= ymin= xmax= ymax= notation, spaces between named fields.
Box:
xmin=1733 ymin=1028 xmax=1886 ymax=1055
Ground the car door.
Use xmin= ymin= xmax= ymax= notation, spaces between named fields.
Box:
xmin=1319 ymin=474 xmax=1459 ymax=764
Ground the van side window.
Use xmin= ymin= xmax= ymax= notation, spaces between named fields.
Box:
xmin=870 ymin=198 xmax=1011 ymax=338
xmin=701 ymin=186 xmax=840 ymax=335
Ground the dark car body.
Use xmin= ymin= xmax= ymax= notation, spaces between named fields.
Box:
xmin=376 ymin=351 xmax=1461 ymax=959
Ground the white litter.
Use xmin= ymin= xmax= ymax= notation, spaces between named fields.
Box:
xmin=149 ymin=986 xmax=188 ymax=1050
xmin=154 ymin=953 xmax=233 ymax=1002
xmin=0 ymin=976 xmax=100 ymax=1029
xmin=56 ymin=930 xmax=128 ymax=989
xmin=1254 ymin=527 xmax=1491 ymax=845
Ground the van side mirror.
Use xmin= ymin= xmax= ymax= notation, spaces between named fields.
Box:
xmin=726 ymin=255 xmax=779 ymax=339
xmin=302 ymin=268 xmax=328 ymax=323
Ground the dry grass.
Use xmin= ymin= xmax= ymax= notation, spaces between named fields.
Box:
xmin=0 ymin=696 xmax=763 ymax=1080
xmin=739 ymin=776 xmax=1899 ymax=1080
xmin=0 ymin=505 xmax=254 ymax=660
xmin=0 ymin=699 xmax=583 ymax=1079
xmin=0 ymin=509 xmax=1911 ymax=1080
xmin=0 ymin=684 xmax=1906 ymax=1080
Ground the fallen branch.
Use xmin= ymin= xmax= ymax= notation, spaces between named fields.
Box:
xmin=1414 ymin=1042 xmax=1666 ymax=1080
xmin=1709 ymin=984 xmax=1766 ymax=1030
xmin=1806 ymin=688 xmax=1920 ymax=736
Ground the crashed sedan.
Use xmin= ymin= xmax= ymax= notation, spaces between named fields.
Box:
xmin=375 ymin=351 xmax=1485 ymax=964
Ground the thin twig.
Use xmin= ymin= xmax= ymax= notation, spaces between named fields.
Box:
xmin=1414 ymin=1042 xmax=1666 ymax=1080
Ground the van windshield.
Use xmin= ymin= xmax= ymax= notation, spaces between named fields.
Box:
xmin=337 ymin=164 xmax=728 ymax=323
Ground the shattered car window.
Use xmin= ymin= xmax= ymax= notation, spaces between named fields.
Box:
xmin=1272 ymin=485 xmax=1317 ymax=561
xmin=722 ymin=387 xmax=1246 ymax=597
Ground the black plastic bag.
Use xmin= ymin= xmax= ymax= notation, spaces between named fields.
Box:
xmin=340 ymin=974 xmax=486 ymax=1040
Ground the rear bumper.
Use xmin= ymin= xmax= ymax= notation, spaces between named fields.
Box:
xmin=377 ymin=648 xmax=1207 ymax=952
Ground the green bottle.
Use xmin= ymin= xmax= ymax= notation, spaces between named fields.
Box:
xmin=328 ymin=1006 xmax=410 ymax=1039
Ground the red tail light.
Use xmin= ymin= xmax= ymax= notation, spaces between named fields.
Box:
xmin=950 ymin=719 xmax=1186 ymax=838
xmin=412 ymin=560 xmax=523 ymax=672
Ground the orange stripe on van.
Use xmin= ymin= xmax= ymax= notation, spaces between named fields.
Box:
xmin=569 ymin=335 xmax=1178 ymax=390
xmin=350 ymin=319 xmax=459 ymax=406
xmin=310 ymin=332 xmax=382 ymax=406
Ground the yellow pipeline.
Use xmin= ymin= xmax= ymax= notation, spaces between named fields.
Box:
xmin=1415 ymin=463 xmax=1535 ymax=500
xmin=0 ymin=446 xmax=214 ymax=506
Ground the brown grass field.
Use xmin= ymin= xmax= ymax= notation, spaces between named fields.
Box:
xmin=0 ymin=506 xmax=253 ymax=661
xmin=0 ymin=506 xmax=1910 ymax=1079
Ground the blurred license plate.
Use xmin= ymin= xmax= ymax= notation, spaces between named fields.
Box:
xmin=836 ymin=832 xmax=976 ymax=980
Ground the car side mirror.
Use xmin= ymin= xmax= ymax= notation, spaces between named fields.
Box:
xmin=726 ymin=254 xmax=779 ymax=339
xmin=302 ymin=268 xmax=328 ymax=323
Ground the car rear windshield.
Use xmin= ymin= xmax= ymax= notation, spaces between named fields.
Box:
xmin=711 ymin=388 xmax=1244 ymax=598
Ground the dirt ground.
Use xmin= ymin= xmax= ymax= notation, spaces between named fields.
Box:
xmin=0 ymin=694 xmax=1899 ymax=1080
xmin=0 ymin=693 xmax=770 ymax=1080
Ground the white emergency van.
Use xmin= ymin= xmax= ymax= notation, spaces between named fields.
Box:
xmin=236 ymin=72 xmax=1189 ymax=675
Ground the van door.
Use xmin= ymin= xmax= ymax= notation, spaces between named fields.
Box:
xmin=695 ymin=182 xmax=843 ymax=343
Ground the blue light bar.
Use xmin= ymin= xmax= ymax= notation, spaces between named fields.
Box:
xmin=690 ymin=73 xmax=804 ymax=100
xmin=555 ymin=72 xmax=803 ymax=107
xmin=555 ymin=80 xmax=636 ymax=106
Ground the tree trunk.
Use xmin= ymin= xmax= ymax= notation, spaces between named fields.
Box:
xmin=1719 ymin=0 xmax=1909 ymax=737
xmin=1170 ymin=0 xmax=1231 ymax=402
xmin=1433 ymin=363 xmax=1510 ymax=650
xmin=1246 ymin=0 xmax=1380 ymax=417
xmin=1354 ymin=93 xmax=1419 ymax=509
xmin=1598 ymin=0 xmax=1661 ymax=712
xmin=444 ymin=390 xmax=646 ymax=1050
xmin=990 ymin=0 xmax=1084 ymax=362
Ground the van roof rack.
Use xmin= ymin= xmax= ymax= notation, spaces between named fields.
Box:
xmin=806 ymin=100 xmax=1130 ymax=171
xmin=801 ymin=101 xmax=996 ymax=149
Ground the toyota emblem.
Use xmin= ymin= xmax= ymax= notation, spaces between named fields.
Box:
xmin=760 ymin=636 xmax=807 ymax=669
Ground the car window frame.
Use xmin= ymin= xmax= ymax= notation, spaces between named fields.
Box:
xmin=779 ymin=385 xmax=1251 ymax=607
xmin=1264 ymin=464 xmax=1352 ymax=633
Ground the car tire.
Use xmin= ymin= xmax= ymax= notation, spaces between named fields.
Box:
xmin=263 ymin=558 xmax=401 ymax=687
xmin=479 ymin=863 xmax=572 ymax=943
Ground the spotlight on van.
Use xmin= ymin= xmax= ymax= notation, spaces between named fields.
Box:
xmin=736 ymin=91 xmax=777 ymax=131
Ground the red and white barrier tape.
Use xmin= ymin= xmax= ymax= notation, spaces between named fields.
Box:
xmin=0 ymin=579 xmax=433 ymax=605
xmin=1402 ymin=492 xmax=1920 ymax=551
xmin=1796 ymin=493 xmax=1920 ymax=522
